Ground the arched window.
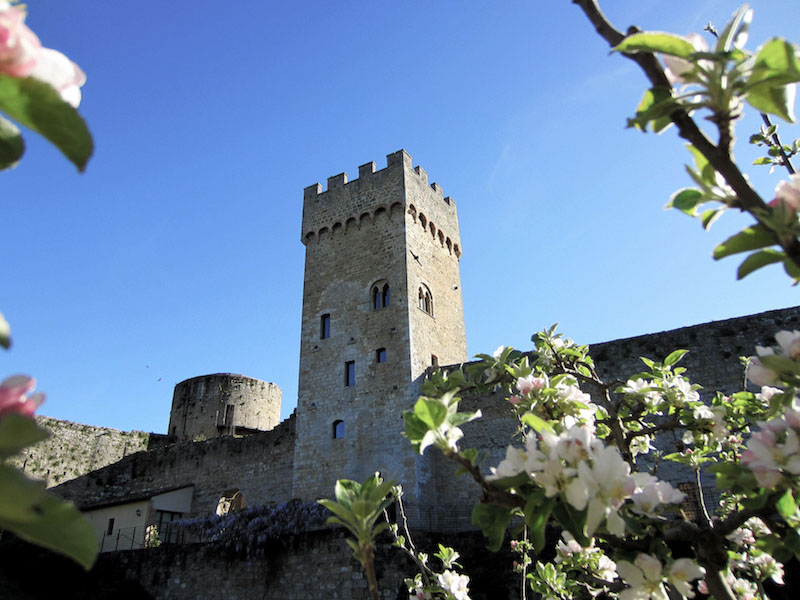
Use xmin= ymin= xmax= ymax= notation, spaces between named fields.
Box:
xmin=372 ymin=281 xmax=390 ymax=310
xmin=418 ymin=285 xmax=433 ymax=316
xmin=333 ymin=420 xmax=346 ymax=439
xmin=382 ymin=284 xmax=390 ymax=307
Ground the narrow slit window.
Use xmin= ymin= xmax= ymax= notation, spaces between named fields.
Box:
xmin=372 ymin=287 xmax=381 ymax=310
xmin=431 ymin=354 xmax=439 ymax=367
xmin=345 ymin=361 xmax=355 ymax=387
xmin=320 ymin=314 xmax=331 ymax=339
xmin=382 ymin=284 xmax=390 ymax=307
xmin=107 ymin=518 xmax=115 ymax=535
xmin=376 ymin=348 xmax=387 ymax=363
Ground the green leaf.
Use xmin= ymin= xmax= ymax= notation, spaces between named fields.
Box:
xmin=753 ymin=157 xmax=773 ymax=165
xmin=472 ymin=503 xmax=511 ymax=552
xmin=521 ymin=413 xmax=555 ymax=434
xmin=414 ymin=397 xmax=447 ymax=429
xmin=614 ymin=33 xmax=696 ymax=58
xmin=0 ymin=466 xmax=97 ymax=569
xmin=664 ymin=349 xmax=688 ymax=367
xmin=0 ymin=114 xmax=24 ymax=169
xmin=627 ymin=87 xmax=677 ymax=133
xmin=777 ymin=489 xmax=797 ymax=518
xmin=0 ymin=74 xmax=92 ymax=171
xmin=403 ymin=411 xmax=428 ymax=452
xmin=552 ymin=503 xmax=589 ymax=547
xmin=736 ymin=249 xmax=785 ymax=279
xmin=745 ymin=39 xmax=800 ymax=123
xmin=714 ymin=5 xmax=752 ymax=53
xmin=0 ymin=311 xmax=10 ymax=349
xmin=666 ymin=188 xmax=704 ymax=215
xmin=700 ymin=208 xmax=724 ymax=230
xmin=0 ymin=414 xmax=49 ymax=458
xmin=525 ymin=496 xmax=555 ymax=554
xmin=713 ymin=225 xmax=775 ymax=260
xmin=783 ymin=257 xmax=800 ymax=282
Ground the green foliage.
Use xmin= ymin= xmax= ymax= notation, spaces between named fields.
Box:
xmin=318 ymin=474 xmax=395 ymax=566
xmin=0 ymin=74 xmax=92 ymax=171
xmin=471 ymin=503 xmax=511 ymax=552
xmin=613 ymin=32 xmax=696 ymax=58
xmin=0 ymin=312 xmax=10 ymax=350
xmin=0 ymin=465 xmax=97 ymax=569
xmin=403 ymin=390 xmax=481 ymax=455
xmin=0 ymin=414 xmax=48 ymax=458
xmin=0 ymin=115 xmax=24 ymax=169
xmin=745 ymin=38 xmax=800 ymax=122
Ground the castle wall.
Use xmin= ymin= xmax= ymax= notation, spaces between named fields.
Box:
xmin=10 ymin=416 xmax=150 ymax=488
xmin=168 ymin=373 xmax=281 ymax=441
xmin=55 ymin=414 xmax=296 ymax=517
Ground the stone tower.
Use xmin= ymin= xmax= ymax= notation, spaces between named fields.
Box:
xmin=168 ymin=373 xmax=281 ymax=442
xmin=292 ymin=150 xmax=467 ymax=503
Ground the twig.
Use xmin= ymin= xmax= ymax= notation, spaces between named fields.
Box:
xmin=761 ymin=113 xmax=796 ymax=175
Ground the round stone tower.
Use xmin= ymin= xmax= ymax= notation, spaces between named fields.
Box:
xmin=168 ymin=373 xmax=281 ymax=441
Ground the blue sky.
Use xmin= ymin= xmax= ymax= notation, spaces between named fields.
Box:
xmin=3 ymin=0 xmax=798 ymax=433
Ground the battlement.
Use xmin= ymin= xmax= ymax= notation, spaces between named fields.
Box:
xmin=301 ymin=150 xmax=460 ymax=247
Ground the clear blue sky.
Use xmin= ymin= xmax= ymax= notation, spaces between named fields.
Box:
xmin=3 ymin=0 xmax=798 ymax=433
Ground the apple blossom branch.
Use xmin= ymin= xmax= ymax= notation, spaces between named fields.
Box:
xmin=571 ymin=0 xmax=800 ymax=272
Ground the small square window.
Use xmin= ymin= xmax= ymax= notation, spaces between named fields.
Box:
xmin=376 ymin=348 xmax=387 ymax=363
xmin=345 ymin=361 xmax=355 ymax=387
xmin=320 ymin=314 xmax=331 ymax=339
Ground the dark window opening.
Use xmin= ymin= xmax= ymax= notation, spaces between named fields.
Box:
xmin=333 ymin=420 xmax=346 ymax=439
xmin=382 ymin=284 xmax=390 ymax=307
xmin=320 ymin=314 xmax=331 ymax=339
xmin=345 ymin=361 xmax=355 ymax=387
xmin=376 ymin=348 xmax=387 ymax=363
xmin=372 ymin=287 xmax=381 ymax=310
xmin=223 ymin=404 xmax=235 ymax=426
xmin=107 ymin=518 xmax=115 ymax=535
xmin=431 ymin=355 xmax=439 ymax=367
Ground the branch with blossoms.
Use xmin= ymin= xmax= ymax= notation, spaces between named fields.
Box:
xmin=401 ymin=324 xmax=800 ymax=600
xmin=573 ymin=0 xmax=800 ymax=282
xmin=0 ymin=1 xmax=91 ymax=171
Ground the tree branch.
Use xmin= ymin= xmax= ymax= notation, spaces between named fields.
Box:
xmin=571 ymin=0 xmax=800 ymax=271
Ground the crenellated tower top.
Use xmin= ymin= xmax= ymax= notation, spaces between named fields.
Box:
xmin=301 ymin=150 xmax=461 ymax=258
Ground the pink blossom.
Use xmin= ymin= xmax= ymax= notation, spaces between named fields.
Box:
xmin=0 ymin=374 xmax=45 ymax=418
xmin=29 ymin=47 xmax=86 ymax=107
xmin=0 ymin=2 xmax=41 ymax=77
xmin=516 ymin=374 xmax=546 ymax=396
xmin=0 ymin=2 xmax=85 ymax=107
xmin=771 ymin=174 xmax=800 ymax=213
xmin=746 ymin=357 xmax=779 ymax=387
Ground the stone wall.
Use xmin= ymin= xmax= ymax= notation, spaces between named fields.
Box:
xmin=55 ymin=414 xmax=296 ymax=517
xmin=0 ymin=527 xmax=519 ymax=599
xmin=10 ymin=416 xmax=150 ymax=488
